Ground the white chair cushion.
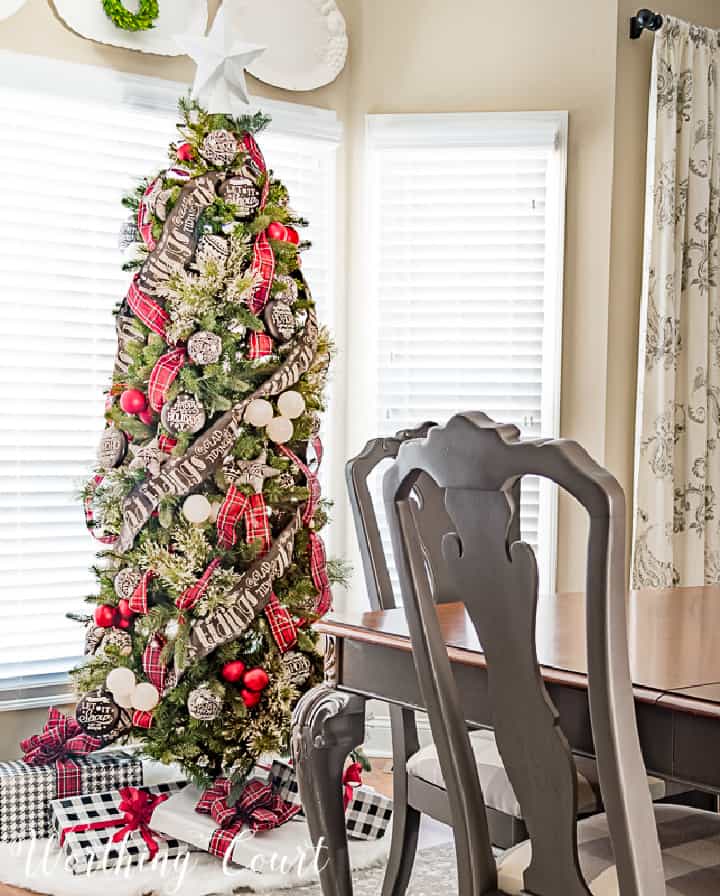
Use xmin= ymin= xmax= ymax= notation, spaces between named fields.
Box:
xmin=497 ymin=804 xmax=720 ymax=895
xmin=406 ymin=729 xmax=598 ymax=819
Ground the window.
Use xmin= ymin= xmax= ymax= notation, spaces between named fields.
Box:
xmin=355 ymin=112 xmax=567 ymax=598
xmin=0 ymin=51 xmax=339 ymax=706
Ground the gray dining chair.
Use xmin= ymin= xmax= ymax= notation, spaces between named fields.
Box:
xmin=382 ymin=412 xmax=720 ymax=895
xmin=348 ymin=426 xmax=680 ymax=871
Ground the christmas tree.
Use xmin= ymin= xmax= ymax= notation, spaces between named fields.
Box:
xmin=72 ymin=97 xmax=341 ymax=790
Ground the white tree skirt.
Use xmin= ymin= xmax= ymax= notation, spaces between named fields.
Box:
xmin=0 ymin=832 xmax=388 ymax=896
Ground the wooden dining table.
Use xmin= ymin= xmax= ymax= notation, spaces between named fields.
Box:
xmin=291 ymin=585 xmax=720 ymax=894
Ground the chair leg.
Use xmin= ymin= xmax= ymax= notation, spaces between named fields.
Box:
xmin=382 ymin=783 xmax=421 ymax=896
xmin=292 ymin=684 xmax=366 ymax=896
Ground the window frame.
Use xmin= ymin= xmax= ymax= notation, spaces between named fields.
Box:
xmin=0 ymin=51 xmax=342 ymax=710
xmin=345 ymin=110 xmax=568 ymax=603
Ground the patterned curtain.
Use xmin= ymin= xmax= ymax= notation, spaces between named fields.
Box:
xmin=633 ymin=17 xmax=720 ymax=588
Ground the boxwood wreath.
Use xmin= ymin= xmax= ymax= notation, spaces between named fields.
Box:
xmin=102 ymin=0 xmax=159 ymax=31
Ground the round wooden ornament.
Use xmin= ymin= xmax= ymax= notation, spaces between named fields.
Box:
xmin=264 ymin=300 xmax=295 ymax=342
xmin=114 ymin=566 xmax=142 ymax=601
xmin=97 ymin=426 xmax=127 ymax=470
xmin=218 ymin=176 xmax=261 ymax=220
xmin=200 ymin=130 xmax=238 ymax=167
xmin=188 ymin=331 xmax=223 ymax=365
xmin=161 ymin=393 xmax=206 ymax=435
xmin=75 ymin=689 xmax=121 ymax=737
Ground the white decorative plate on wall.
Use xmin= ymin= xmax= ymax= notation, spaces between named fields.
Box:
xmin=51 ymin=1 xmax=208 ymax=56
xmin=236 ymin=0 xmax=348 ymax=91
xmin=0 ymin=0 xmax=28 ymax=21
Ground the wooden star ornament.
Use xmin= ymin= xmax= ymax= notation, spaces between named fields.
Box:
xmin=223 ymin=450 xmax=281 ymax=494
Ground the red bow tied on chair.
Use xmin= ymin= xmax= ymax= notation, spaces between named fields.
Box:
xmin=343 ymin=762 xmax=364 ymax=810
xmin=58 ymin=787 xmax=170 ymax=861
xmin=196 ymin=778 xmax=300 ymax=860
xmin=20 ymin=707 xmax=103 ymax=800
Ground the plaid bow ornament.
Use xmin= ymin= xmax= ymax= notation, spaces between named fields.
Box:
xmin=59 ymin=786 xmax=170 ymax=861
xmin=21 ymin=707 xmax=103 ymax=799
xmin=196 ymin=778 xmax=300 ymax=860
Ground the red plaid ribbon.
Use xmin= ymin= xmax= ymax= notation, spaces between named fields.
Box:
xmin=142 ymin=636 xmax=167 ymax=694
xmin=129 ymin=569 xmax=155 ymax=614
xmin=196 ymin=778 xmax=300 ymax=860
xmin=311 ymin=435 xmax=324 ymax=470
xmin=158 ymin=435 xmax=177 ymax=454
xmin=84 ymin=474 xmax=119 ymax=545
xmin=176 ymin=558 xmax=220 ymax=610
xmin=148 ymin=348 xmax=186 ymax=412
xmin=138 ymin=179 xmax=158 ymax=250
xmin=242 ymin=133 xmax=269 ymax=207
xmin=216 ymin=484 xmax=250 ymax=548
xmin=278 ymin=445 xmax=321 ymax=526
xmin=127 ymin=277 xmax=170 ymax=339
xmin=264 ymin=593 xmax=298 ymax=653
xmin=245 ymin=493 xmax=271 ymax=553
xmin=343 ymin=763 xmax=363 ymax=811
xmin=59 ymin=786 xmax=169 ymax=860
xmin=132 ymin=711 xmax=154 ymax=730
xmin=21 ymin=708 xmax=102 ymax=800
xmin=248 ymin=232 xmax=275 ymax=314
xmin=248 ymin=331 xmax=274 ymax=359
xmin=309 ymin=532 xmax=332 ymax=618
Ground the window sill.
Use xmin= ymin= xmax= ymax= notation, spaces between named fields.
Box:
xmin=0 ymin=676 xmax=75 ymax=713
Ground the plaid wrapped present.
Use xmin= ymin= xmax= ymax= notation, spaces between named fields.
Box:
xmin=0 ymin=751 xmax=142 ymax=842
xmin=267 ymin=759 xmax=392 ymax=841
xmin=50 ymin=781 xmax=189 ymax=874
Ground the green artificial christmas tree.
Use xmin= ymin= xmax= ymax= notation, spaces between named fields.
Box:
xmin=72 ymin=96 xmax=343 ymax=790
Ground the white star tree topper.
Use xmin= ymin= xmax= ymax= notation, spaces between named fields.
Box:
xmin=176 ymin=4 xmax=265 ymax=117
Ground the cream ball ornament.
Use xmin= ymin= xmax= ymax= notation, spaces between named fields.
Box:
xmin=266 ymin=415 xmax=294 ymax=444
xmin=106 ymin=667 xmax=136 ymax=697
xmin=245 ymin=398 xmax=274 ymax=428
xmin=132 ymin=682 xmax=160 ymax=712
xmin=183 ymin=494 xmax=212 ymax=524
xmin=114 ymin=690 xmax=135 ymax=709
xmin=277 ymin=390 xmax=306 ymax=420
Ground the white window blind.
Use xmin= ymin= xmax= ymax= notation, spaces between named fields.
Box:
xmin=363 ymin=112 xmax=567 ymax=597
xmin=0 ymin=51 xmax=339 ymax=703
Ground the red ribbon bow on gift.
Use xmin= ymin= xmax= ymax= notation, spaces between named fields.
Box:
xmin=21 ymin=708 xmax=102 ymax=766
xmin=20 ymin=708 xmax=103 ymax=800
xmin=59 ymin=786 xmax=169 ymax=861
xmin=196 ymin=778 xmax=300 ymax=860
xmin=343 ymin=762 xmax=363 ymax=811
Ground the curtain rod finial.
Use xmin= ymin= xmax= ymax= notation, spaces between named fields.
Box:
xmin=630 ymin=9 xmax=663 ymax=40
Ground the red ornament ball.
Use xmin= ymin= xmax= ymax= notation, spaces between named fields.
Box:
xmin=117 ymin=598 xmax=135 ymax=620
xmin=243 ymin=667 xmax=269 ymax=693
xmin=119 ymin=389 xmax=147 ymax=415
xmin=117 ymin=617 xmax=132 ymax=630
xmin=138 ymin=408 xmax=155 ymax=425
xmin=177 ymin=142 xmax=195 ymax=162
xmin=221 ymin=660 xmax=246 ymax=683
xmin=95 ymin=604 xmax=118 ymax=628
xmin=241 ymin=688 xmax=262 ymax=708
xmin=267 ymin=222 xmax=300 ymax=245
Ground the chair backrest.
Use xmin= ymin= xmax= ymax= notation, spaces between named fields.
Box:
xmin=383 ymin=412 xmax=664 ymax=896
xmin=346 ymin=422 xmax=459 ymax=610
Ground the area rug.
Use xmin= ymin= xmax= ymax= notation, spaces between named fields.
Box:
xmin=0 ymin=834 xmax=390 ymax=896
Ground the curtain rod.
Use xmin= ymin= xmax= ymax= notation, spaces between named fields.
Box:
xmin=630 ymin=8 xmax=663 ymax=39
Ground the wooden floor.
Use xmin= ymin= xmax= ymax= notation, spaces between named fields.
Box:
xmin=0 ymin=758 xmax=452 ymax=896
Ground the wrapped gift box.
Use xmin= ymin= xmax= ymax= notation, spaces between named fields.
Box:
xmin=50 ymin=781 xmax=189 ymax=874
xmin=0 ymin=751 xmax=142 ymax=842
xmin=152 ymin=783 xmax=316 ymax=869
xmin=268 ymin=758 xmax=392 ymax=841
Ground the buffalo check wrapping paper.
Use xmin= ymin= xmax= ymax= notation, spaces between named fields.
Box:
xmin=0 ymin=751 xmax=142 ymax=842
xmin=268 ymin=760 xmax=392 ymax=841
xmin=50 ymin=781 xmax=190 ymax=874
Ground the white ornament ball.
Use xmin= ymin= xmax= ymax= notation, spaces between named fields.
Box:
xmin=132 ymin=682 xmax=160 ymax=712
xmin=267 ymin=415 xmax=294 ymax=444
xmin=245 ymin=399 xmax=274 ymax=428
xmin=183 ymin=494 xmax=212 ymax=524
xmin=209 ymin=501 xmax=222 ymax=523
xmin=277 ymin=390 xmax=306 ymax=420
xmin=106 ymin=667 xmax=136 ymax=697
xmin=115 ymin=690 xmax=135 ymax=709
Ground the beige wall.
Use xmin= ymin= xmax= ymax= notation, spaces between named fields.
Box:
xmin=607 ymin=0 xmax=720 ymax=574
